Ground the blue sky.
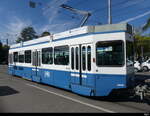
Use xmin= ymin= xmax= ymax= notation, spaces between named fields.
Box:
xmin=0 ymin=0 xmax=150 ymax=44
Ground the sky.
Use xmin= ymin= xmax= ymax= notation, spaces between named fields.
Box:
xmin=0 ymin=0 xmax=150 ymax=45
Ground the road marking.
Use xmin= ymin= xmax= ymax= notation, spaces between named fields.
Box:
xmin=26 ymin=83 xmax=115 ymax=113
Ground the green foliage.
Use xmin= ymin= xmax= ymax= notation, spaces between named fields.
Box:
xmin=0 ymin=41 xmax=2 ymax=49
xmin=16 ymin=37 xmax=23 ymax=44
xmin=16 ymin=26 xmax=37 ymax=43
xmin=40 ymin=31 xmax=51 ymax=37
xmin=134 ymin=35 xmax=150 ymax=57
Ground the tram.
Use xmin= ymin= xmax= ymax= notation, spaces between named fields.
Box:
xmin=8 ymin=23 xmax=135 ymax=96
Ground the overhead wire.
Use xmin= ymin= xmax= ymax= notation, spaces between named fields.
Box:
xmin=90 ymin=0 xmax=150 ymax=24
xmin=54 ymin=0 xmax=150 ymax=26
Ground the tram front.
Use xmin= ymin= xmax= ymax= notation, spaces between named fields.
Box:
xmin=94 ymin=23 xmax=135 ymax=96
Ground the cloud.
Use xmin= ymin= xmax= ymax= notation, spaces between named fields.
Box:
xmin=120 ymin=10 xmax=150 ymax=23
xmin=121 ymin=0 xmax=147 ymax=8
xmin=0 ymin=16 xmax=32 ymax=44
xmin=43 ymin=0 xmax=69 ymax=24
xmin=39 ymin=0 xmax=78 ymax=34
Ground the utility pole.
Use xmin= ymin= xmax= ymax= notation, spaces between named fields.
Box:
xmin=108 ymin=0 xmax=112 ymax=24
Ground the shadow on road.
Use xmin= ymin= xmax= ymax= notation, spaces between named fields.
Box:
xmin=0 ymin=86 xmax=19 ymax=96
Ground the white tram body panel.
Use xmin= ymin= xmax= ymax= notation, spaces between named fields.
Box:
xmin=8 ymin=23 xmax=134 ymax=96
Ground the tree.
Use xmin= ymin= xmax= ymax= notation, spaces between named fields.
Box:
xmin=16 ymin=37 xmax=23 ymax=44
xmin=133 ymin=18 xmax=150 ymax=58
xmin=134 ymin=35 xmax=150 ymax=57
xmin=0 ymin=41 xmax=2 ymax=49
xmin=16 ymin=26 xmax=37 ymax=43
xmin=0 ymin=42 xmax=9 ymax=64
xmin=40 ymin=31 xmax=51 ymax=37
xmin=2 ymin=45 xmax=9 ymax=64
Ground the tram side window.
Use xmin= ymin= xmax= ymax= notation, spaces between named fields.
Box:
xmin=82 ymin=46 xmax=86 ymax=71
xmin=96 ymin=40 xmax=124 ymax=67
xmin=54 ymin=46 xmax=69 ymax=65
xmin=76 ymin=47 xmax=79 ymax=70
xmin=19 ymin=53 xmax=24 ymax=63
xmin=13 ymin=52 xmax=18 ymax=62
xmin=25 ymin=50 xmax=31 ymax=63
xmin=42 ymin=47 xmax=53 ymax=64
xmin=87 ymin=46 xmax=91 ymax=71
xmin=71 ymin=48 xmax=74 ymax=70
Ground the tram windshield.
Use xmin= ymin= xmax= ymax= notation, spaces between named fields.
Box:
xmin=96 ymin=40 xmax=124 ymax=67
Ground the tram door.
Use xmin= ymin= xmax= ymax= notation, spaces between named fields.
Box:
xmin=32 ymin=50 xmax=41 ymax=82
xmin=81 ymin=44 xmax=92 ymax=86
xmin=70 ymin=45 xmax=81 ymax=85
xmin=70 ymin=44 xmax=92 ymax=86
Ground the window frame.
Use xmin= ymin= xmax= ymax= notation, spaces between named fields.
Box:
xmin=13 ymin=52 xmax=19 ymax=63
xmin=54 ymin=45 xmax=69 ymax=66
xmin=25 ymin=50 xmax=31 ymax=63
xmin=42 ymin=47 xmax=53 ymax=65
xmin=87 ymin=46 xmax=91 ymax=71
xmin=82 ymin=46 xmax=86 ymax=71
xmin=96 ymin=40 xmax=125 ymax=67
xmin=71 ymin=47 xmax=74 ymax=70
xmin=19 ymin=52 xmax=25 ymax=63
xmin=75 ymin=47 xmax=79 ymax=70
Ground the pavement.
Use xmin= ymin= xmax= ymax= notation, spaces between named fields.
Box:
xmin=0 ymin=65 xmax=150 ymax=113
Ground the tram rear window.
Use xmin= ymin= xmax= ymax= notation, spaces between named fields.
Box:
xmin=96 ymin=40 xmax=124 ymax=67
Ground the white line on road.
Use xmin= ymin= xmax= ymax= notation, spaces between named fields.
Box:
xmin=26 ymin=83 xmax=115 ymax=113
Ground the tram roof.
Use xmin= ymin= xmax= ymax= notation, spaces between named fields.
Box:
xmin=10 ymin=23 xmax=132 ymax=49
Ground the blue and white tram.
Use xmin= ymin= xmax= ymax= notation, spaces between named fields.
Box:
xmin=8 ymin=23 xmax=135 ymax=96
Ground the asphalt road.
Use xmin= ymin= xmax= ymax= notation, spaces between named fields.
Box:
xmin=0 ymin=65 xmax=150 ymax=113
